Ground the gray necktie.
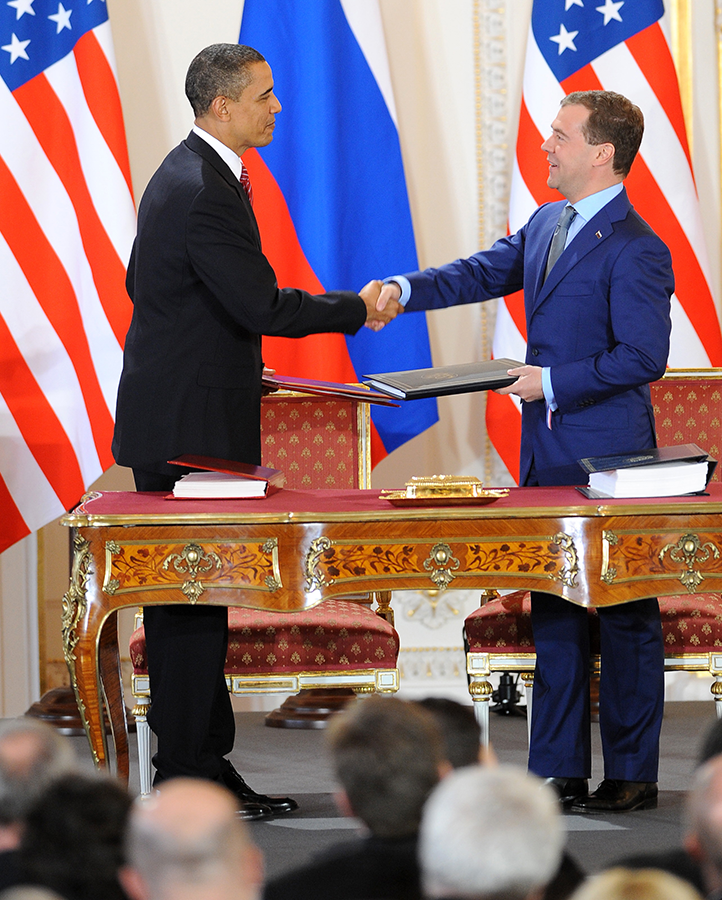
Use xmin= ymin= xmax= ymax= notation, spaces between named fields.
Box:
xmin=544 ymin=205 xmax=577 ymax=281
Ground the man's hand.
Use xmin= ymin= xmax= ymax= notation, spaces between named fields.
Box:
xmin=261 ymin=366 xmax=278 ymax=396
xmin=360 ymin=280 xmax=404 ymax=331
xmin=376 ymin=281 xmax=401 ymax=312
xmin=495 ymin=365 xmax=544 ymax=402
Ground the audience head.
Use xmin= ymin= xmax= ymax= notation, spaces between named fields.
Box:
xmin=416 ymin=697 xmax=482 ymax=769
xmin=121 ymin=778 xmax=263 ymax=900
xmin=569 ymin=868 xmax=703 ymax=900
xmin=0 ymin=718 xmax=76 ymax=847
xmin=326 ymin=695 xmax=446 ymax=838
xmin=696 ymin=716 xmax=722 ymax=766
xmin=684 ymin=754 xmax=722 ymax=895
xmin=19 ymin=771 xmax=132 ymax=900
xmin=419 ymin=765 xmax=563 ymax=900
xmin=0 ymin=889 xmax=67 ymax=900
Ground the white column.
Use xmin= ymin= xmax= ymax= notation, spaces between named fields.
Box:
xmin=0 ymin=534 xmax=40 ymax=717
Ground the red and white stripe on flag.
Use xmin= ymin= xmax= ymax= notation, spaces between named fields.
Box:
xmin=487 ymin=1 xmax=722 ymax=484
xmin=0 ymin=3 xmax=135 ymax=555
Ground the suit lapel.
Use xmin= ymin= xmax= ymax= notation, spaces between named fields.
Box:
xmin=532 ymin=188 xmax=632 ymax=312
xmin=184 ymin=131 xmax=260 ymax=241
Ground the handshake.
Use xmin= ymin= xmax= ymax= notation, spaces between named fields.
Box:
xmin=359 ymin=280 xmax=404 ymax=332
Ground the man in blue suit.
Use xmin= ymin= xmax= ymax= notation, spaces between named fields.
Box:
xmin=379 ymin=90 xmax=673 ymax=812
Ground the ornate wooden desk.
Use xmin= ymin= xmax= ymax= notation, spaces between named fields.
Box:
xmin=61 ymin=485 xmax=722 ymax=781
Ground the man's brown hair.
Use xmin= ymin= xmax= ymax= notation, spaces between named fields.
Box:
xmin=327 ymin=696 xmax=445 ymax=838
xmin=562 ymin=90 xmax=644 ymax=178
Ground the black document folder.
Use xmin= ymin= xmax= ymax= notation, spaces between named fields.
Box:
xmin=363 ymin=358 xmax=523 ymax=400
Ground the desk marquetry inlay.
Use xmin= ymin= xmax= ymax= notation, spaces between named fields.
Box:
xmin=304 ymin=532 xmax=579 ymax=593
xmin=602 ymin=529 xmax=722 ymax=593
xmin=102 ymin=538 xmax=283 ymax=602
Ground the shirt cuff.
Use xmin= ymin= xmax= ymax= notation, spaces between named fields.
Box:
xmin=383 ymin=275 xmax=411 ymax=307
xmin=542 ymin=367 xmax=557 ymax=411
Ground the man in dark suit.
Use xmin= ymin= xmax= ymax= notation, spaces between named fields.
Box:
xmin=264 ymin=696 xmax=446 ymax=900
xmin=378 ymin=90 xmax=673 ymax=812
xmin=112 ymin=43 xmax=401 ymax=817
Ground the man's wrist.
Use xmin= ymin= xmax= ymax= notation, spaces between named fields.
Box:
xmin=383 ymin=275 xmax=411 ymax=306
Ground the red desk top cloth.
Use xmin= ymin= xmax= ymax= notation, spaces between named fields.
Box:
xmin=67 ymin=484 xmax=722 ymax=523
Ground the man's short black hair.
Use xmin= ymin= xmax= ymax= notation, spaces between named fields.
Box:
xmin=417 ymin=697 xmax=481 ymax=769
xmin=185 ymin=43 xmax=265 ymax=118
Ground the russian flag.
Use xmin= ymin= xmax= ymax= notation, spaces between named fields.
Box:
xmin=239 ymin=0 xmax=438 ymax=463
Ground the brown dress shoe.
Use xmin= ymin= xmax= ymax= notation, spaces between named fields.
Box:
xmin=571 ymin=779 xmax=658 ymax=812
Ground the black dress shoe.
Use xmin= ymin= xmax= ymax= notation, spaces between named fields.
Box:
xmin=221 ymin=760 xmax=299 ymax=815
xmin=237 ymin=801 xmax=274 ymax=821
xmin=571 ymin=779 xmax=658 ymax=812
xmin=542 ymin=777 xmax=589 ymax=808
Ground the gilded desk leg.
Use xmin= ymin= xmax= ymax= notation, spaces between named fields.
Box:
xmin=61 ymin=532 xmax=109 ymax=770
xmin=99 ymin=612 xmax=129 ymax=784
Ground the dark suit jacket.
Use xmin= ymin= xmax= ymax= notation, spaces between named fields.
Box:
xmin=113 ymin=131 xmax=366 ymax=475
xmin=263 ymin=834 xmax=420 ymax=900
xmin=404 ymin=188 xmax=673 ymax=485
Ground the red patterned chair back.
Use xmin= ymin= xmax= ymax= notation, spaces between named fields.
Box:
xmin=261 ymin=392 xmax=371 ymax=489
xmin=650 ymin=370 xmax=722 ymax=481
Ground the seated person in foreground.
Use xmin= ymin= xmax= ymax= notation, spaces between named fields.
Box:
xmin=263 ymin=696 xmax=447 ymax=900
xmin=120 ymin=779 xmax=264 ymax=900
xmin=0 ymin=720 xmax=77 ymax=894
xmin=568 ymin=868 xmax=702 ymax=900
xmin=419 ymin=765 xmax=564 ymax=900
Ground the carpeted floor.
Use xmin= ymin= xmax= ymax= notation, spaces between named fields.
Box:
xmin=48 ymin=699 xmax=718 ymax=882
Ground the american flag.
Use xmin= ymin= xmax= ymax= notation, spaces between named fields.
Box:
xmin=487 ymin=0 xmax=722 ymax=483
xmin=0 ymin=0 xmax=134 ymax=554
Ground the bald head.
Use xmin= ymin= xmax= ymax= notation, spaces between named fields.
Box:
xmin=0 ymin=719 xmax=76 ymax=845
xmin=122 ymin=779 xmax=263 ymax=900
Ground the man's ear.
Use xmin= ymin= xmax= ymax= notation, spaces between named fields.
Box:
xmin=118 ymin=866 xmax=150 ymax=900
xmin=334 ymin=788 xmax=355 ymax=819
xmin=593 ymin=142 xmax=615 ymax=167
xmin=210 ymin=94 xmax=230 ymax=122
xmin=684 ymin=831 xmax=703 ymax=862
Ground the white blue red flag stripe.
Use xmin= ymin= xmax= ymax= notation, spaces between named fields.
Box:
xmin=239 ymin=0 xmax=438 ymax=461
xmin=0 ymin=0 xmax=134 ymax=553
xmin=488 ymin=0 xmax=722 ymax=483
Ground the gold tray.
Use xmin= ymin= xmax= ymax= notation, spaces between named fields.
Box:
xmin=379 ymin=489 xmax=509 ymax=507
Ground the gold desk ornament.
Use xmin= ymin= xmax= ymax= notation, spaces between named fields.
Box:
xmin=380 ymin=475 xmax=509 ymax=507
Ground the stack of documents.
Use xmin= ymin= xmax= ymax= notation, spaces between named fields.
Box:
xmin=578 ymin=444 xmax=716 ymax=499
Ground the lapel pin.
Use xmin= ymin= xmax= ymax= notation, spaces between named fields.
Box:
xmin=596 ymin=230 xmax=602 ymax=239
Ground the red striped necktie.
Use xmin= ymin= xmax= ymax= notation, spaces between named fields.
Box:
xmin=240 ymin=162 xmax=254 ymax=206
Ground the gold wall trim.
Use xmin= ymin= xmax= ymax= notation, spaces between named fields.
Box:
xmin=473 ymin=0 xmax=490 ymax=479
xmin=670 ymin=0 xmax=693 ymax=153
xmin=716 ymin=2 xmax=722 ymax=219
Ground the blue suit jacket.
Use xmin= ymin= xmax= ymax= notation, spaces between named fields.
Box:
xmin=404 ymin=188 xmax=674 ymax=485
